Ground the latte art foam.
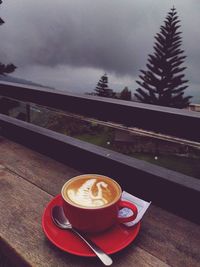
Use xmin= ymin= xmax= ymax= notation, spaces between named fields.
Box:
xmin=63 ymin=176 xmax=121 ymax=208
xmin=68 ymin=178 xmax=109 ymax=207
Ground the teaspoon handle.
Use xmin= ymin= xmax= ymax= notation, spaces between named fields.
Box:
xmin=71 ymin=228 xmax=113 ymax=266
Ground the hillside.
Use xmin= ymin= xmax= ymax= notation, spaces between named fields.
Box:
xmin=0 ymin=74 xmax=53 ymax=89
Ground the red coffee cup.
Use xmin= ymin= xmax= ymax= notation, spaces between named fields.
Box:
xmin=61 ymin=174 xmax=138 ymax=233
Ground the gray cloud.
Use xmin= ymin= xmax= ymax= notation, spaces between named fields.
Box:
xmin=0 ymin=0 xmax=200 ymax=99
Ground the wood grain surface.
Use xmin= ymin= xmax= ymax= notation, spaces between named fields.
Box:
xmin=1 ymin=137 xmax=200 ymax=267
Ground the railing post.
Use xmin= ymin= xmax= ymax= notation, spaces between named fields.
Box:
xmin=26 ymin=103 xmax=30 ymax=123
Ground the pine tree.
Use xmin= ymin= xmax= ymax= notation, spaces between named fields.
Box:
xmin=135 ymin=7 xmax=191 ymax=108
xmin=94 ymin=73 xmax=114 ymax=98
xmin=120 ymin=86 xmax=132 ymax=100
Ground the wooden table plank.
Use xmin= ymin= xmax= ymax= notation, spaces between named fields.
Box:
xmin=1 ymin=137 xmax=200 ymax=267
xmin=138 ymin=206 xmax=200 ymax=267
xmin=0 ymin=165 xmax=170 ymax=267
xmin=0 ymin=137 xmax=80 ymax=195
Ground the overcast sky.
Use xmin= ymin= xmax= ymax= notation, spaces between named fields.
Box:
xmin=0 ymin=0 xmax=200 ymax=102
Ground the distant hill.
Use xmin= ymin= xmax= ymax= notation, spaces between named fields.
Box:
xmin=0 ymin=74 xmax=54 ymax=89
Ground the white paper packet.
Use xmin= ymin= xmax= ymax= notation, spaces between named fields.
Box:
xmin=118 ymin=191 xmax=151 ymax=227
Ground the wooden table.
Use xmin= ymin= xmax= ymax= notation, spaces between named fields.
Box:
xmin=0 ymin=137 xmax=200 ymax=267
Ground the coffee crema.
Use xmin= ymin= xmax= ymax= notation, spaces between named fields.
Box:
xmin=62 ymin=175 xmax=121 ymax=208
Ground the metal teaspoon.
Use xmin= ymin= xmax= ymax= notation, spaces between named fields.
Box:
xmin=51 ymin=206 xmax=113 ymax=266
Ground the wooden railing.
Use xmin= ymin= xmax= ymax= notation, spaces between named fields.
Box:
xmin=0 ymin=81 xmax=200 ymax=224
xmin=1 ymin=81 xmax=200 ymax=141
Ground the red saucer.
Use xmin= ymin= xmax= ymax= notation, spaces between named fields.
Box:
xmin=42 ymin=195 xmax=141 ymax=257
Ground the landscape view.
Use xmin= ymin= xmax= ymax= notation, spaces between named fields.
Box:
xmin=0 ymin=2 xmax=200 ymax=267
xmin=0 ymin=0 xmax=200 ymax=179
xmin=0 ymin=0 xmax=200 ymax=101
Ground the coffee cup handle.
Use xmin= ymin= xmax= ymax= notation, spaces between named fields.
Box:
xmin=117 ymin=200 xmax=138 ymax=223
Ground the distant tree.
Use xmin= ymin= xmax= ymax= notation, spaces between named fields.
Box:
xmin=94 ymin=73 xmax=115 ymax=98
xmin=0 ymin=63 xmax=16 ymax=74
xmin=0 ymin=0 xmax=4 ymax=26
xmin=120 ymin=86 xmax=132 ymax=100
xmin=0 ymin=0 xmax=17 ymax=114
xmin=0 ymin=1 xmax=16 ymax=75
xmin=135 ymin=7 xmax=191 ymax=108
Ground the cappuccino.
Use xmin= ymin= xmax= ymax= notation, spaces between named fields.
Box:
xmin=62 ymin=175 xmax=121 ymax=208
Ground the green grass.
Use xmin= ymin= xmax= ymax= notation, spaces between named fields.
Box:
xmin=131 ymin=153 xmax=200 ymax=179
xmin=74 ymin=132 xmax=111 ymax=147
xmin=74 ymin=132 xmax=200 ymax=179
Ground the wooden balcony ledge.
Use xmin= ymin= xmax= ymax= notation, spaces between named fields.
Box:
xmin=0 ymin=137 xmax=200 ymax=267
